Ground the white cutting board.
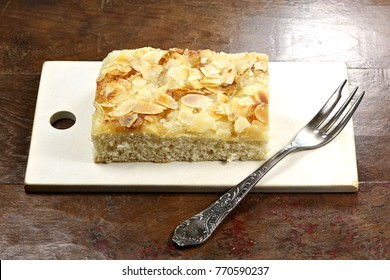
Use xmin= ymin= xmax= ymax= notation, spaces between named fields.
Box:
xmin=25 ymin=61 xmax=358 ymax=192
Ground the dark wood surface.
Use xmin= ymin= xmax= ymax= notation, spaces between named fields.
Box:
xmin=0 ymin=0 xmax=389 ymax=259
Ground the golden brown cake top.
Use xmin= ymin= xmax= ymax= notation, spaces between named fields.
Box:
xmin=93 ymin=47 xmax=269 ymax=140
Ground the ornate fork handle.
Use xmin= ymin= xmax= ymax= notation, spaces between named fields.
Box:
xmin=172 ymin=145 xmax=296 ymax=246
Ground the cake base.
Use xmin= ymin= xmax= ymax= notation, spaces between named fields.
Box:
xmin=93 ymin=132 xmax=268 ymax=163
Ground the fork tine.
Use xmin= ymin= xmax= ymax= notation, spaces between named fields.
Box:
xmin=321 ymin=86 xmax=359 ymax=132
xmin=307 ymin=79 xmax=346 ymax=129
xmin=325 ymin=90 xmax=365 ymax=143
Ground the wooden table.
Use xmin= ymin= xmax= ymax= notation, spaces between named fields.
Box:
xmin=0 ymin=0 xmax=389 ymax=259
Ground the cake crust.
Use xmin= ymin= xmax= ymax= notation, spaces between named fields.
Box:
xmin=92 ymin=47 xmax=269 ymax=162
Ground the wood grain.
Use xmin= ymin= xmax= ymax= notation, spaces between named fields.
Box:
xmin=0 ymin=183 xmax=388 ymax=259
xmin=0 ymin=74 xmax=38 ymax=184
xmin=348 ymin=68 xmax=390 ymax=183
xmin=0 ymin=0 xmax=389 ymax=74
xmin=0 ymin=0 xmax=389 ymax=259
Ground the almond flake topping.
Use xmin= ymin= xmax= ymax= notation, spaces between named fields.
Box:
xmin=118 ymin=114 xmax=138 ymax=127
xmin=180 ymin=94 xmax=212 ymax=108
xmin=132 ymin=101 xmax=165 ymax=115
xmin=254 ymin=103 xmax=268 ymax=123
xmin=156 ymin=92 xmax=178 ymax=109
xmin=109 ymin=99 xmax=137 ymax=117
xmin=234 ymin=116 xmax=251 ymax=133
xmin=96 ymin=47 xmax=268 ymax=137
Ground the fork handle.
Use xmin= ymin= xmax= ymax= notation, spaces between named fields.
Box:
xmin=206 ymin=144 xmax=296 ymax=218
xmin=172 ymin=144 xmax=296 ymax=246
xmin=230 ymin=144 xmax=296 ymax=195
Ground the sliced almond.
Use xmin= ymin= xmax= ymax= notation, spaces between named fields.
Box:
xmin=254 ymin=103 xmax=268 ymax=123
xmin=135 ymin=47 xmax=152 ymax=58
xmin=103 ymin=82 xmax=126 ymax=99
xmin=168 ymin=66 xmax=189 ymax=81
xmin=216 ymin=103 xmax=231 ymax=116
xmin=118 ymin=78 xmax=133 ymax=90
xmin=136 ymin=88 xmax=153 ymax=102
xmin=235 ymin=54 xmax=255 ymax=74
xmin=129 ymin=59 xmax=149 ymax=72
xmin=165 ymin=58 xmax=181 ymax=68
xmin=141 ymin=49 xmax=165 ymax=64
xmin=100 ymin=101 xmax=116 ymax=108
xmin=238 ymin=96 xmax=255 ymax=106
xmin=242 ymin=123 xmax=262 ymax=138
xmin=205 ymin=86 xmax=225 ymax=94
xmin=177 ymin=108 xmax=194 ymax=124
xmin=258 ymin=90 xmax=269 ymax=104
xmin=109 ymin=99 xmax=138 ymax=117
xmin=188 ymin=68 xmax=202 ymax=81
xmin=140 ymin=64 xmax=163 ymax=81
xmin=117 ymin=52 xmax=132 ymax=64
xmin=251 ymin=86 xmax=269 ymax=105
xmin=242 ymin=84 xmax=260 ymax=96
xmin=200 ymin=57 xmax=208 ymax=64
xmin=202 ymin=76 xmax=220 ymax=85
xmin=110 ymin=92 xmax=135 ymax=104
xmin=100 ymin=66 xmax=117 ymax=78
xmin=133 ymin=101 xmax=165 ymax=115
xmin=156 ymin=92 xmax=178 ymax=109
xmin=253 ymin=61 xmax=266 ymax=71
xmin=116 ymin=64 xmax=132 ymax=73
xmin=181 ymin=94 xmax=212 ymax=108
xmin=255 ymin=54 xmax=268 ymax=70
xmin=208 ymin=109 xmax=222 ymax=121
xmin=220 ymin=68 xmax=236 ymax=85
xmin=190 ymin=80 xmax=203 ymax=89
xmin=199 ymin=49 xmax=214 ymax=58
xmin=94 ymin=101 xmax=104 ymax=114
xmin=118 ymin=114 xmax=138 ymax=127
xmin=212 ymin=58 xmax=228 ymax=69
xmin=234 ymin=116 xmax=251 ymax=133
xmin=131 ymin=76 xmax=147 ymax=87
xmin=200 ymin=64 xmax=220 ymax=77
xmin=217 ymin=92 xmax=229 ymax=103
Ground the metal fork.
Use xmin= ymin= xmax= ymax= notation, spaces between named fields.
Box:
xmin=172 ymin=80 xmax=365 ymax=247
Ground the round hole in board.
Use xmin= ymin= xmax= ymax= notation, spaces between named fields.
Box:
xmin=50 ymin=111 xmax=76 ymax=130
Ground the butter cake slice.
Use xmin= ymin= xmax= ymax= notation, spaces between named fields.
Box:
xmin=92 ymin=47 xmax=269 ymax=162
